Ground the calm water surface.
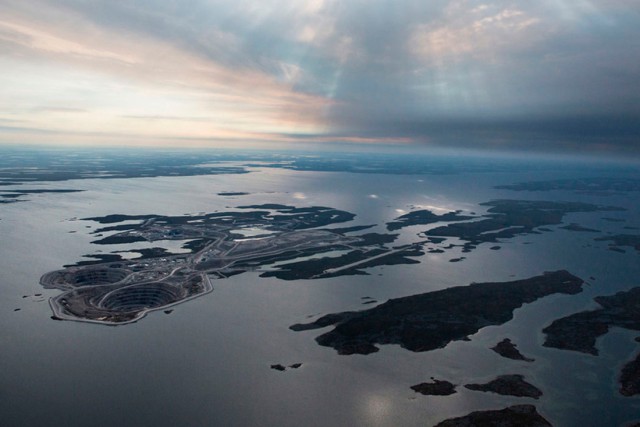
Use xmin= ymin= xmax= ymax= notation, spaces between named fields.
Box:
xmin=1 ymin=157 xmax=639 ymax=426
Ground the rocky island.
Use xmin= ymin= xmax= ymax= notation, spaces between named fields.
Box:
xmin=434 ymin=405 xmax=552 ymax=427
xmin=410 ymin=378 xmax=457 ymax=396
xmin=491 ymin=338 xmax=534 ymax=362
xmin=543 ymin=287 xmax=640 ymax=355
xmin=425 ymin=200 xmax=621 ymax=248
xmin=620 ymin=352 xmax=640 ymax=397
xmin=385 ymin=209 xmax=471 ymax=231
xmin=290 ymin=270 xmax=584 ymax=355
xmin=464 ymin=375 xmax=543 ymax=399
xmin=543 ymin=286 xmax=640 ymax=397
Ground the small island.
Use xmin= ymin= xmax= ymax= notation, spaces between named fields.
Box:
xmin=464 ymin=375 xmax=542 ymax=399
xmin=560 ymin=223 xmax=600 ymax=233
xmin=491 ymin=338 xmax=534 ymax=362
xmin=217 ymin=192 xmax=250 ymax=196
xmin=0 ymin=188 xmax=83 ymax=204
xmin=595 ymin=234 xmax=640 ymax=253
xmin=410 ymin=378 xmax=457 ymax=396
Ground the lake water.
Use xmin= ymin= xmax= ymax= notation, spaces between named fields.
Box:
xmin=1 ymin=149 xmax=639 ymax=426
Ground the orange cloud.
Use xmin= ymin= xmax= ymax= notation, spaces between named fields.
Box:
xmin=0 ymin=1 xmax=334 ymax=146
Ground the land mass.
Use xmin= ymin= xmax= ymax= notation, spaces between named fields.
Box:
xmin=425 ymin=200 xmax=621 ymax=248
xmin=0 ymin=189 xmax=83 ymax=203
xmin=543 ymin=287 xmax=640 ymax=355
xmin=385 ymin=209 xmax=472 ymax=231
xmin=260 ymin=242 xmax=423 ymax=280
xmin=464 ymin=375 xmax=542 ymax=399
xmin=543 ymin=287 xmax=640 ymax=397
xmin=290 ymin=270 xmax=583 ymax=355
xmin=410 ymin=378 xmax=457 ymax=396
xmin=560 ymin=223 xmax=600 ymax=233
xmin=0 ymin=149 xmax=249 ymax=185
xmin=595 ymin=234 xmax=640 ymax=253
xmin=491 ymin=338 xmax=534 ymax=362
xmin=620 ymin=351 xmax=640 ymax=397
xmin=496 ymin=177 xmax=640 ymax=194
xmin=434 ymin=405 xmax=552 ymax=427
xmin=41 ymin=205 xmax=430 ymax=324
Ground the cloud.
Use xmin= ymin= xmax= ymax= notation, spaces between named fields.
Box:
xmin=409 ymin=3 xmax=541 ymax=64
xmin=0 ymin=0 xmax=335 ymax=141
xmin=0 ymin=0 xmax=638 ymax=155
xmin=31 ymin=107 xmax=88 ymax=113
xmin=0 ymin=19 xmax=136 ymax=63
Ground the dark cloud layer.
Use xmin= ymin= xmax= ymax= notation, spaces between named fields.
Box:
xmin=0 ymin=0 xmax=639 ymax=155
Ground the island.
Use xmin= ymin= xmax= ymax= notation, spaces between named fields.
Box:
xmin=543 ymin=286 xmax=640 ymax=397
xmin=0 ymin=189 xmax=83 ymax=203
xmin=491 ymin=338 xmax=534 ymax=362
xmin=290 ymin=270 xmax=584 ymax=355
xmin=410 ymin=378 xmax=457 ymax=396
xmin=270 ymin=363 xmax=302 ymax=372
xmin=259 ymin=239 xmax=424 ymax=280
xmin=434 ymin=405 xmax=552 ymax=427
xmin=620 ymin=352 xmax=640 ymax=397
xmin=560 ymin=223 xmax=600 ymax=233
xmin=385 ymin=209 xmax=471 ymax=231
xmin=464 ymin=375 xmax=542 ymax=399
xmin=543 ymin=287 xmax=640 ymax=355
xmin=425 ymin=200 xmax=621 ymax=248
xmin=40 ymin=204 xmax=426 ymax=324
xmin=595 ymin=234 xmax=640 ymax=253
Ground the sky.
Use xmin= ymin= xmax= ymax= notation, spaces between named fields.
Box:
xmin=0 ymin=0 xmax=639 ymax=155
